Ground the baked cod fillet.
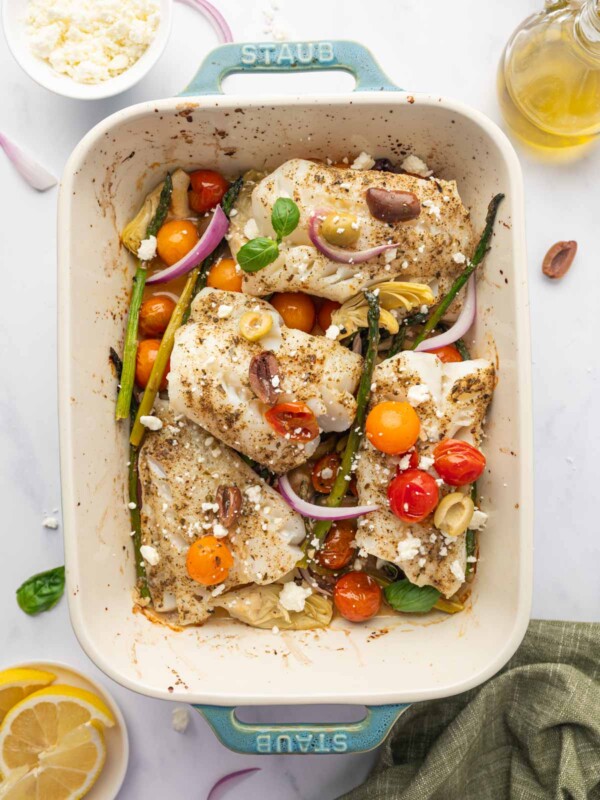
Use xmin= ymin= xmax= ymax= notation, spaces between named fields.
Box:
xmin=138 ymin=405 xmax=305 ymax=626
xmin=228 ymin=159 xmax=475 ymax=303
xmin=355 ymin=351 xmax=495 ymax=597
xmin=168 ymin=288 xmax=362 ymax=473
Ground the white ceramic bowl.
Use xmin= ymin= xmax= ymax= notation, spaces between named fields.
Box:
xmin=2 ymin=0 xmax=172 ymax=100
xmin=9 ymin=661 xmax=129 ymax=798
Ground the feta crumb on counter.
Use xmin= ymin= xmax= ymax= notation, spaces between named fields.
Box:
xmin=397 ymin=536 xmax=422 ymax=561
xmin=401 ymin=154 xmax=433 ymax=177
xmin=140 ymin=545 xmax=160 ymax=566
xmin=137 ymin=235 xmax=157 ymax=261
xmin=172 ymin=706 xmax=190 ymax=733
xmin=42 ymin=516 xmax=59 ymax=529
xmin=350 ymin=151 xmax=376 ymax=170
xmin=140 ymin=415 xmax=163 ymax=431
xmin=279 ymin=582 xmax=312 ymax=612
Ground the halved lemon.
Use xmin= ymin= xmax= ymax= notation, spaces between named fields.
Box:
xmin=0 ymin=723 xmax=106 ymax=800
xmin=0 ymin=669 xmax=56 ymax=724
xmin=0 ymin=685 xmax=115 ymax=776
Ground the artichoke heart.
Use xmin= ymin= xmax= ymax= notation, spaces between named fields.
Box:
xmin=213 ymin=583 xmax=333 ymax=630
xmin=331 ymin=281 xmax=435 ymax=338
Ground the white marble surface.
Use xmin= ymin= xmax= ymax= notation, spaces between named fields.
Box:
xmin=1 ymin=0 xmax=599 ymax=797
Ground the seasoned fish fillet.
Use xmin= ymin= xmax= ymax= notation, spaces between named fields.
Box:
xmin=168 ymin=288 xmax=362 ymax=473
xmin=355 ymin=351 xmax=495 ymax=597
xmin=228 ymin=159 xmax=474 ymax=303
xmin=138 ymin=404 xmax=305 ymax=626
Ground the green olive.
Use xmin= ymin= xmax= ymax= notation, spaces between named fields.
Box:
xmin=320 ymin=212 xmax=361 ymax=247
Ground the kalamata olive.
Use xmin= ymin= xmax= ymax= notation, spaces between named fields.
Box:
xmin=366 ymin=188 xmax=421 ymax=223
xmin=542 ymin=240 xmax=577 ymax=279
xmin=216 ymin=485 xmax=242 ymax=528
xmin=248 ymin=351 xmax=280 ymax=404
xmin=372 ymin=158 xmax=401 ymax=173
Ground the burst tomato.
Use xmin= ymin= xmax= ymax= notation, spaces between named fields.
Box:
xmin=433 ymin=439 xmax=486 ymax=486
xmin=139 ymin=295 xmax=176 ymax=337
xmin=311 ymin=453 xmax=341 ymax=494
xmin=387 ymin=469 xmax=439 ymax=523
xmin=316 ymin=520 xmax=356 ymax=570
xmin=135 ymin=339 xmax=169 ymax=390
xmin=188 ymin=169 xmax=229 ymax=214
xmin=334 ymin=572 xmax=381 ymax=622
xmin=265 ymin=402 xmax=319 ymax=442
xmin=429 ymin=344 xmax=463 ymax=363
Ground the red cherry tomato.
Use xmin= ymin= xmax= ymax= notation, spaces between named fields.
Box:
xmin=334 ymin=572 xmax=381 ymax=622
xmin=188 ymin=170 xmax=229 ymax=214
xmin=311 ymin=453 xmax=341 ymax=494
xmin=387 ymin=469 xmax=439 ymax=523
xmin=316 ymin=520 xmax=356 ymax=570
xmin=396 ymin=449 xmax=419 ymax=472
xmin=433 ymin=439 xmax=486 ymax=486
xmin=265 ymin=402 xmax=319 ymax=442
xmin=429 ymin=344 xmax=463 ymax=363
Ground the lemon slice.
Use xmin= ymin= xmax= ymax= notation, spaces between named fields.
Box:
xmin=0 ymin=685 xmax=115 ymax=776
xmin=0 ymin=669 xmax=56 ymax=724
xmin=0 ymin=723 xmax=106 ymax=800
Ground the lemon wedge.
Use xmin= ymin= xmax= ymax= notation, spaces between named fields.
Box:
xmin=0 ymin=685 xmax=115 ymax=777
xmin=0 ymin=723 xmax=106 ymax=800
xmin=0 ymin=668 xmax=56 ymax=724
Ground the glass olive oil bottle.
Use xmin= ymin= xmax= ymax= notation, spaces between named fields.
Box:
xmin=498 ymin=0 xmax=600 ymax=150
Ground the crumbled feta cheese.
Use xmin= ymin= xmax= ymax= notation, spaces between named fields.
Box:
xmin=407 ymin=384 xmax=431 ymax=405
xmin=384 ymin=247 xmax=397 ymax=264
xmin=42 ymin=516 xmax=59 ymax=529
xmin=397 ymin=453 xmax=412 ymax=471
xmin=244 ymin=218 xmax=260 ymax=240
xmin=172 ymin=706 xmax=190 ymax=733
xmin=325 ymin=324 xmax=341 ymax=340
xmin=320 ymin=467 xmax=334 ymax=480
xmin=245 ymin=485 xmax=261 ymax=504
xmin=211 ymin=583 xmax=226 ymax=596
xmin=401 ymin=154 xmax=432 ymax=177
xmin=418 ymin=557 xmax=427 ymax=568
xmin=397 ymin=536 xmax=421 ymax=561
xmin=450 ymin=560 xmax=465 ymax=582
xmin=140 ymin=545 xmax=160 ymax=566
xmin=422 ymin=200 xmax=441 ymax=218
xmin=279 ymin=582 xmax=312 ymax=612
xmin=419 ymin=455 xmax=435 ymax=470
xmin=469 ymin=509 xmax=488 ymax=530
xmin=452 ymin=252 xmax=467 ymax=264
xmin=140 ymin=415 xmax=162 ymax=431
xmin=217 ymin=304 xmax=233 ymax=319
xmin=137 ymin=235 xmax=157 ymax=261
xmin=212 ymin=523 xmax=228 ymax=539
xmin=350 ymin=151 xmax=376 ymax=170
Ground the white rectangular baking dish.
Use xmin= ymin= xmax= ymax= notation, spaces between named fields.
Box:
xmin=58 ymin=41 xmax=533 ymax=752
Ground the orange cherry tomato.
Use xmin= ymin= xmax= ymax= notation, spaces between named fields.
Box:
xmin=387 ymin=469 xmax=439 ymax=523
xmin=334 ymin=572 xmax=381 ymax=622
xmin=135 ymin=339 xmax=170 ymax=390
xmin=429 ymin=344 xmax=463 ymax=363
xmin=186 ymin=535 xmax=234 ymax=585
xmin=188 ymin=170 xmax=229 ymax=214
xmin=433 ymin=439 xmax=486 ymax=486
xmin=270 ymin=292 xmax=316 ymax=333
xmin=139 ymin=295 xmax=176 ymax=338
xmin=206 ymin=257 xmax=243 ymax=292
xmin=365 ymin=401 xmax=420 ymax=455
xmin=317 ymin=300 xmax=341 ymax=332
xmin=265 ymin=402 xmax=319 ymax=442
xmin=316 ymin=520 xmax=356 ymax=570
xmin=156 ymin=219 xmax=199 ymax=266
xmin=311 ymin=453 xmax=341 ymax=494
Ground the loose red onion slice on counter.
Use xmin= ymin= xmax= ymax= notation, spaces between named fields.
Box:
xmin=207 ymin=768 xmax=261 ymax=800
xmin=308 ymin=210 xmax=397 ymax=264
xmin=0 ymin=132 xmax=57 ymax=191
xmin=146 ymin=206 xmax=229 ymax=284
xmin=415 ymin=274 xmax=476 ymax=352
xmin=175 ymin=0 xmax=233 ymax=43
xmin=278 ymin=474 xmax=378 ymax=520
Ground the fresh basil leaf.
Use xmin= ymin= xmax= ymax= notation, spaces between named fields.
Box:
xmin=16 ymin=566 xmax=65 ymax=616
xmin=271 ymin=197 xmax=300 ymax=241
xmin=237 ymin=237 xmax=280 ymax=273
xmin=384 ymin=579 xmax=440 ymax=613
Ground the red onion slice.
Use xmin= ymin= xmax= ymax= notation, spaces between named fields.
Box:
xmin=207 ymin=768 xmax=261 ymax=800
xmin=308 ymin=210 xmax=397 ymax=264
xmin=146 ymin=206 xmax=229 ymax=285
xmin=175 ymin=0 xmax=233 ymax=43
xmin=0 ymin=132 xmax=57 ymax=191
xmin=278 ymin=474 xmax=378 ymax=520
xmin=416 ymin=274 xmax=476 ymax=352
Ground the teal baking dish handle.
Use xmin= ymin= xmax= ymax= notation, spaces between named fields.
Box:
xmin=193 ymin=703 xmax=409 ymax=754
xmin=180 ymin=40 xmax=401 ymax=96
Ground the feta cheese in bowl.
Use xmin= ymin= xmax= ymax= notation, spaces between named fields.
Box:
xmin=2 ymin=0 xmax=172 ymax=99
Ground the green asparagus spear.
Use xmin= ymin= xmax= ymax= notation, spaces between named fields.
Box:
xmin=312 ymin=291 xmax=381 ymax=543
xmin=115 ymin=174 xmax=173 ymax=420
xmin=466 ymin=482 xmax=478 ymax=579
xmin=410 ymin=193 xmax=504 ymax=351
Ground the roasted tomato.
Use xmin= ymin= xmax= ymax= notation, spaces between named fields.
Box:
xmin=433 ymin=439 xmax=486 ymax=486
xmin=135 ymin=339 xmax=169 ymax=390
xmin=186 ymin=535 xmax=233 ymax=585
xmin=206 ymin=257 xmax=243 ymax=292
xmin=188 ymin=169 xmax=229 ymax=214
xmin=429 ymin=344 xmax=463 ymax=363
xmin=387 ymin=469 xmax=439 ymax=523
xmin=270 ymin=292 xmax=316 ymax=333
xmin=365 ymin=401 xmax=421 ymax=455
xmin=316 ymin=519 xmax=356 ymax=570
xmin=265 ymin=402 xmax=319 ymax=442
xmin=311 ymin=453 xmax=341 ymax=494
xmin=317 ymin=299 xmax=342 ymax=332
xmin=334 ymin=572 xmax=381 ymax=622
xmin=156 ymin=219 xmax=199 ymax=266
xmin=139 ymin=295 xmax=176 ymax=338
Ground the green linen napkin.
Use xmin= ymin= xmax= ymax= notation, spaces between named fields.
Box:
xmin=341 ymin=621 xmax=600 ymax=800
